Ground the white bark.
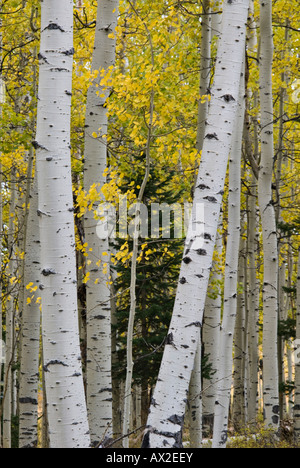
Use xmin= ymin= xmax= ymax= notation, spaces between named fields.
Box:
xmin=258 ymin=0 xmax=279 ymax=429
xmin=202 ymin=217 xmax=222 ymax=434
xmin=247 ymin=179 xmax=259 ymax=423
xmin=35 ymin=0 xmax=90 ymax=448
xmin=294 ymin=248 xmax=300 ymax=441
xmin=212 ymin=65 xmax=245 ymax=448
xmin=189 ymin=0 xmax=211 ymax=444
xmin=196 ymin=0 xmax=211 ymax=153
xmin=142 ymin=0 xmax=249 ymax=448
xmin=3 ymin=170 xmax=17 ymax=449
xmin=188 ymin=341 xmax=202 ymax=448
xmin=19 ymin=177 xmax=41 ymax=448
xmin=84 ymin=0 xmax=119 ymax=446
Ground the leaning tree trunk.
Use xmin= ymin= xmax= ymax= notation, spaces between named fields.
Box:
xmin=35 ymin=0 xmax=90 ymax=448
xmin=258 ymin=0 xmax=279 ymax=429
xmin=142 ymin=0 xmax=250 ymax=449
xmin=18 ymin=177 xmax=41 ymax=448
xmin=84 ymin=0 xmax=119 ymax=446
xmin=212 ymin=65 xmax=245 ymax=448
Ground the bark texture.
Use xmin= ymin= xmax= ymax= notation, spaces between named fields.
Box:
xmin=35 ymin=0 xmax=90 ymax=448
xmin=84 ymin=0 xmax=119 ymax=446
xmin=258 ymin=0 xmax=279 ymax=429
xmin=142 ymin=0 xmax=250 ymax=449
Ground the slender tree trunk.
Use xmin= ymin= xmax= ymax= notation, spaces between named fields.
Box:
xmin=212 ymin=65 xmax=245 ymax=448
xmin=189 ymin=0 xmax=211 ymax=444
xmin=2 ymin=169 xmax=17 ymax=449
xmin=202 ymin=217 xmax=222 ymax=436
xmin=247 ymin=179 xmax=259 ymax=424
xmin=18 ymin=176 xmax=41 ymax=448
xmin=196 ymin=0 xmax=211 ymax=154
xmin=188 ymin=341 xmax=202 ymax=448
xmin=142 ymin=0 xmax=249 ymax=449
xmin=258 ymin=0 xmax=279 ymax=429
xmin=294 ymin=248 xmax=300 ymax=442
xmin=122 ymin=4 xmax=154 ymax=446
xmin=233 ymin=234 xmax=247 ymax=429
xmin=84 ymin=0 xmax=119 ymax=446
xmin=35 ymin=0 xmax=90 ymax=448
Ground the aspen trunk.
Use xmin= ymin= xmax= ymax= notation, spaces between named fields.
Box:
xmin=84 ymin=0 xmax=119 ymax=446
xmin=294 ymin=248 xmax=300 ymax=441
xmin=35 ymin=0 xmax=90 ymax=448
xmin=142 ymin=0 xmax=249 ymax=449
xmin=258 ymin=0 xmax=279 ymax=429
xmin=202 ymin=217 xmax=222 ymax=436
xmin=2 ymin=170 xmax=17 ymax=449
xmin=18 ymin=177 xmax=41 ymax=448
xmin=247 ymin=179 xmax=259 ymax=424
xmin=212 ymin=65 xmax=245 ymax=448
xmin=189 ymin=0 xmax=211 ymax=445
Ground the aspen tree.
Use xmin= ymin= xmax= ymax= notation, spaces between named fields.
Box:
xmin=247 ymin=179 xmax=259 ymax=424
xmin=35 ymin=0 xmax=90 ymax=448
xmin=2 ymin=169 xmax=16 ymax=449
xmin=294 ymin=248 xmax=300 ymax=441
xmin=84 ymin=0 xmax=119 ymax=446
xmin=212 ymin=65 xmax=245 ymax=448
xmin=189 ymin=0 xmax=211 ymax=446
xmin=142 ymin=0 xmax=250 ymax=449
xmin=258 ymin=0 xmax=279 ymax=429
xmin=202 ymin=218 xmax=222 ymax=435
xmin=18 ymin=177 xmax=40 ymax=448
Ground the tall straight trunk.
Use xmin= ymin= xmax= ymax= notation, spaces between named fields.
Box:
xmin=189 ymin=0 xmax=211 ymax=446
xmin=35 ymin=0 xmax=90 ymax=448
xmin=212 ymin=65 xmax=245 ymax=448
xmin=258 ymin=0 xmax=279 ymax=429
xmin=196 ymin=0 xmax=211 ymax=153
xmin=18 ymin=177 xmax=41 ymax=448
xmin=202 ymin=217 xmax=222 ymax=435
xmin=84 ymin=0 xmax=119 ymax=446
xmin=294 ymin=248 xmax=300 ymax=442
xmin=188 ymin=341 xmax=202 ymax=448
xmin=2 ymin=169 xmax=17 ymax=449
xmin=233 ymin=234 xmax=247 ymax=429
xmin=142 ymin=0 xmax=249 ymax=449
xmin=247 ymin=178 xmax=259 ymax=424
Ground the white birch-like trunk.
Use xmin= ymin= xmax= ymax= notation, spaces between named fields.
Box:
xmin=2 ymin=170 xmax=16 ymax=449
xmin=258 ymin=0 xmax=279 ymax=429
xmin=18 ymin=177 xmax=41 ymax=448
xmin=84 ymin=0 xmax=119 ymax=446
xmin=202 ymin=217 xmax=222 ymax=434
xmin=188 ymin=0 xmax=211 ymax=445
xmin=212 ymin=66 xmax=245 ymax=448
xmin=188 ymin=341 xmax=202 ymax=447
xmin=142 ymin=0 xmax=249 ymax=448
xmin=35 ymin=0 xmax=90 ymax=448
xmin=294 ymin=248 xmax=300 ymax=441
xmin=233 ymin=234 xmax=247 ymax=428
xmin=247 ymin=179 xmax=259 ymax=424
